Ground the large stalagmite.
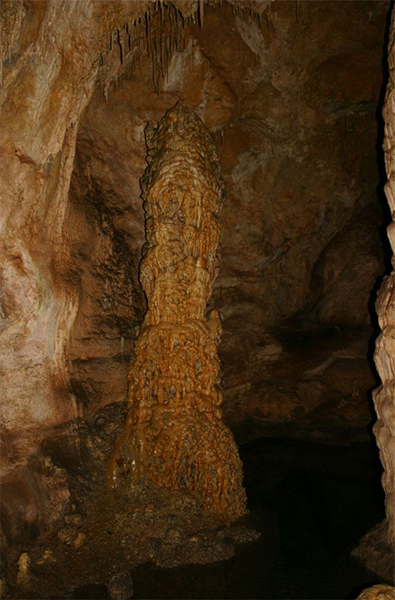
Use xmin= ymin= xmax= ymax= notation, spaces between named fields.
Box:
xmin=109 ymin=102 xmax=247 ymax=520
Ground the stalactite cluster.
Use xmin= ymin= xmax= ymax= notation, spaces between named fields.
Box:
xmin=109 ymin=102 xmax=247 ymax=521
xmin=98 ymin=1 xmax=190 ymax=94
xmin=98 ymin=0 xmax=261 ymax=93
xmin=140 ymin=1 xmax=189 ymax=91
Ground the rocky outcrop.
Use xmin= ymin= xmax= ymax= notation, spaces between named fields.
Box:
xmin=109 ymin=103 xmax=246 ymax=520
xmin=308 ymin=209 xmax=383 ymax=325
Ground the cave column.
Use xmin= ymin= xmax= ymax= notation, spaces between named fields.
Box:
xmin=373 ymin=7 xmax=395 ymax=544
xmin=110 ymin=103 xmax=246 ymax=521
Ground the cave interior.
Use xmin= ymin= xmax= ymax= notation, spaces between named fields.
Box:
xmin=1 ymin=0 xmax=395 ymax=598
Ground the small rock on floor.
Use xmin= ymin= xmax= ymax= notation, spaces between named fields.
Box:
xmin=108 ymin=571 xmax=134 ymax=600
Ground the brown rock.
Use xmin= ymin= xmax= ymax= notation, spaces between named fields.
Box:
xmin=108 ymin=571 xmax=134 ymax=600
xmin=16 ymin=552 xmax=30 ymax=588
xmin=73 ymin=533 xmax=87 ymax=550
xmin=36 ymin=549 xmax=55 ymax=566
xmin=64 ymin=513 xmax=83 ymax=526
xmin=57 ymin=527 xmax=78 ymax=546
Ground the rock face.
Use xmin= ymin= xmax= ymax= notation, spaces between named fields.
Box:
xmin=0 ymin=0 xmax=100 ymax=559
xmin=109 ymin=103 xmax=246 ymax=520
xmin=373 ymin=8 xmax=395 ymax=546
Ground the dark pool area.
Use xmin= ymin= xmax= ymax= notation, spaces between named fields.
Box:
xmin=74 ymin=437 xmax=387 ymax=599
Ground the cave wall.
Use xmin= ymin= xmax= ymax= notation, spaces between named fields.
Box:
xmin=69 ymin=0 xmax=388 ymax=430
xmin=0 ymin=0 xmax=99 ymax=552
xmin=0 ymin=0 xmax=391 ymax=558
xmin=0 ymin=0 xmax=153 ymax=559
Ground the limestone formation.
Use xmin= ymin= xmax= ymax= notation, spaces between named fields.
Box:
xmin=373 ymin=7 xmax=395 ymax=546
xmin=109 ymin=103 xmax=247 ymax=520
xmin=357 ymin=584 xmax=395 ymax=600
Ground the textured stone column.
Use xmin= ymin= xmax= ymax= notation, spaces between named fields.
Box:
xmin=373 ymin=8 xmax=395 ymax=545
xmin=110 ymin=102 xmax=247 ymax=521
xmin=356 ymin=584 xmax=395 ymax=600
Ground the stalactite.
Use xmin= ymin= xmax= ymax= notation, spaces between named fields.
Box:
xmin=0 ymin=36 xmax=2 ymax=88
xmin=109 ymin=103 xmax=247 ymax=521
xmin=138 ymin=19 xmax=143 ymax=75
xmin=198 ymin=0 xmax=203 ymax=27
xmin=117 ymin=29 xmax=124 ymax=65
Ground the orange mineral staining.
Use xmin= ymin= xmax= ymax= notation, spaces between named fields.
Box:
xmin=109 ymin=102 xmax=246 ymax=520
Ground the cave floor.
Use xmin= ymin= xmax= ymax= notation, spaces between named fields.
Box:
xmin=121 ymin=439 xmax=388 ymax=600
xmin=6 ymin=436 xmax=390 ymax=599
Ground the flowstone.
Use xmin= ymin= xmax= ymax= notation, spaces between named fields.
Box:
xmin=109 ymin=102 xmax=247 ymax=521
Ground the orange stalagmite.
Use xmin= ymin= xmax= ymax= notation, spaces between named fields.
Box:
xmin=109 ymin=102 xmax=247 ymax=521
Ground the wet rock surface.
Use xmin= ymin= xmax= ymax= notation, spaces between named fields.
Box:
xmin=226 ymin=324 xmax=378 ymax=444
